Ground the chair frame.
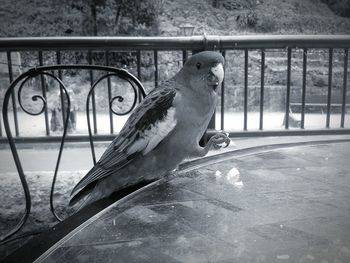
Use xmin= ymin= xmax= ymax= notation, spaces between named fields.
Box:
xmin=1 ymin=65 xmax=146 ymax=242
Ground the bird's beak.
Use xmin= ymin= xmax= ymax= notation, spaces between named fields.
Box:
xmin=208 ymin=63 xmax=224 ymax=91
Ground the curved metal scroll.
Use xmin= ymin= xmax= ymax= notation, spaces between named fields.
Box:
xmin=0 ymin=65 xmax=146 ymax=243
xmin=86 ymin=69 xmax=146 ymax=165
xmin=1 ymin=68 xmax=71 ymax=243
xmin=2 ymin=71 xmax=33 ymax=243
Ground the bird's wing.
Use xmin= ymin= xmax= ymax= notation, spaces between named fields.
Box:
xmin=70 ymin=86 xmax=178 ymax=197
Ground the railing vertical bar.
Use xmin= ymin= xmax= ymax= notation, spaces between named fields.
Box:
xmin=105 ymin=50 xmax=114 ymax=134
xmin=136 ymin=51 xmax=141 ymax=80
xmin=326 ymin=48 xmax=333 ymax=128
xmin=88 ymin=50 xmax=98 ymax=134
xmin=244 ymin=49 xmax=248 ymax=131
xmin=154 ymin=50 xmax=158 ymax=89
xmin=285 ymin=47 xmax=292 ymax=129
xmin=0 ymin=46 xmax=3 ymax=137
xmin=341 ymin=48 xmax=348 ymax=128
xmin=0 ymin=102 xmax=2 ymax=136
xmin=301 ymin=48 xmax=307 ymax=129
xmin=7 ymin=51 xmax=19 ymax=136
xmin=220 ymin=50 xmax=226 ymax=130
xmin=56 ymin=51 xmax=66 ymax=126
xmin=0 ymin=53 xmax=2 ymax=135
xmin=137 ymin=50 xmax=142 ymax=103
xmin=182 ymin=50 xmax=187 ymax=65
xmin=39 ymin=51 xmax=50 ymax=135
xmin=259 ymin=48 xmax=265 ymax=130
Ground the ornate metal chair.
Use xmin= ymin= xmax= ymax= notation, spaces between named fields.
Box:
xmin=1 ymin=65 xmax=146 ymax=243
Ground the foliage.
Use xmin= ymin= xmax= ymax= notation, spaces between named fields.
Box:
xmin=113 ymin=0 xmax=162 ymax=35
xmin=254 ymin=14 xmax=277 ymax=33
xmin=212 ymin=0 xmax=256 ymax=10
xmin=321 ymin=0 xmax=350 ymax=18
xmin=236 ymin=11 xmax=258 ymax=29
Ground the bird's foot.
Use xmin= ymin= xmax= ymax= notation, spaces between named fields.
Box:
xmin=209 ymin=132 xmax=231 ymax=150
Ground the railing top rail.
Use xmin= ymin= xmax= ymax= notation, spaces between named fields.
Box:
xmin=0 ymin=35 xmax=350 ymax=51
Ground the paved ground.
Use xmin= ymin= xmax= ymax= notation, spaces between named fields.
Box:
xmin=1 ymin=111 xmax=349 ymax=137
xmin=33 ymin=140 xmax=350 ymax=263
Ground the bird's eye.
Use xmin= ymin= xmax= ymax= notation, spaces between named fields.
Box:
xmin=196 ymin=62 xmax=201 ymax=70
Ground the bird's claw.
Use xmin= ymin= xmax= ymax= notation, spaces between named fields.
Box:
xmin=209 ymin=132 xmax=231 ymax=150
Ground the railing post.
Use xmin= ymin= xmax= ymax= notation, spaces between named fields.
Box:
xmin=259 ymin=48 xmax=265 ymax=130
xmin=105 ymin=50 xmax=114 ymax=134
xmin=326 ymin=48 xmax=333 ymax=128
xmin=285 ymin=47 xmax=292 ymax=129
xmin=7 ymin=51 xmax=19 ymax=136
xmin=301 ymin=48 xmax=307 ymax=129
xmin=220 ymin=50 xmax=226 ymax=131
xmin=39 ymin=51 xmax=50 ymax=136
xmin=56 ymin=50 xmax=66 ymax=128
xmin=182 ymin=50 xmax=188 ymax=65
xmin=88 ymin=50 xmax=98 ymax=134
xmin=244 ymin=49 xmax=248 ymax=131
xmin=137 ymin=50 xmax=142 ymax=103
xmin=0 ymin=106 xmax=2 ymax=137
xmin=154 ymin=50 xmax=158 ymax=89
xmin=341 ymin=48 xmax=348 ymax=128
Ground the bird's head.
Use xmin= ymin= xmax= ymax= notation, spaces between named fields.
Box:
xmin=179 ymin=51 xmax=225 ymax=93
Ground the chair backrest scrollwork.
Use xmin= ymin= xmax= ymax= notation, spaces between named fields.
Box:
xmin=1 ymin=65 xmax=146 ymax=243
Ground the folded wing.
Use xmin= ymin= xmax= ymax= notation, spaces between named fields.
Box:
xmin=70 ymin=86 xmax=177 ymax=203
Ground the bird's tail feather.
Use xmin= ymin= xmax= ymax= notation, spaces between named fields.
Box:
xmin=76 ymin=186 xmax=98 ymax=211
xmin=70 ymin=165 xmax=103 ymax=198
xmin=69 ymin=181 xmax=97 ymax=207
xmin=69 ymin=182 xmax=107 ymax=211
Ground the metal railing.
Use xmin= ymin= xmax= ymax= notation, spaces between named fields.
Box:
xmin=0 ymin=35 xmax=350 ymax=243
xmin=1 ymin=35 xmax=350 ymax=141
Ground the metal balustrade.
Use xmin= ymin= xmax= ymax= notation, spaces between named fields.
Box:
xmin=1 ymin=35 xmax=350 ymax=141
